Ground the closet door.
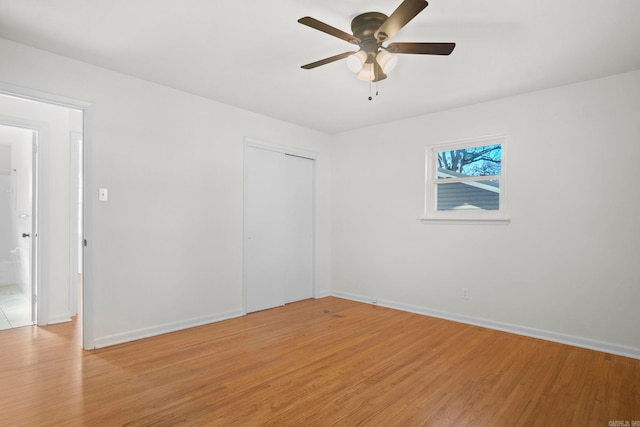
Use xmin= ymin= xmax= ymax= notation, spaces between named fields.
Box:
xmin=244 ymin=145 xmax=316 ymax=313
xmin=244 ymin=146 xmax=286 ymax=313
xmin=283 ymin=154 xmax=314 ymax=303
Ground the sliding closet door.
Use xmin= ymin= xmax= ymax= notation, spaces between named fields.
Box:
xmin=283 ymin=154 xmax=314 ymax=303
xmin=244 ymin=143 xmax=316 ymax=314
xmin=244 ymin=146 xmax=286 ymax=313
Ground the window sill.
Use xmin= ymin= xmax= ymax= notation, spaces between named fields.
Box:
xmin=420 ymin=217 xmax=511 ymax=225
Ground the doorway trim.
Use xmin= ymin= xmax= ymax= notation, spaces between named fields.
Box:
xmin=69 ymin=131 xmax=82 ymax=317
xmin=0 ymin=82 xmax=95 ymax=349
xmin=242 ymin=137 xmax=320 ymax=315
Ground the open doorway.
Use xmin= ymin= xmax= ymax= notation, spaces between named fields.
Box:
xmin=0 ymin=91 xmax=85 ymax=341
xmin=0 ymin=124 xmax=35 ymax=329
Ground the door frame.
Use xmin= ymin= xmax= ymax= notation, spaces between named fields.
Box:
xmin=242 ymin=137 xmax=319 ymax=315
xmin=69 ymin=131 xmax=82 ymax=317
xmin=0 ymin=82 xmax=95 ymax=349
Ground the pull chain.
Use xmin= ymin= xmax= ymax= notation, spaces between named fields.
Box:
xmin=368 ymin=63 xmax=373 ymax=101
xmin=367 ymin=63 xmax=381 ymax=101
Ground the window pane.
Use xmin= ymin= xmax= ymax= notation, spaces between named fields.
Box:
xmin=436 ymin=144 xmax=501 ymax=179
xmin=436 ymin=180 xmax=500 ymax=211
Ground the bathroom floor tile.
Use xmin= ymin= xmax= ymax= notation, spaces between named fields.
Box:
xmin=0 ymin=286 xmax=31 ymax=330
xmin=0 ymin=297 xmax=29 ymax=311
xmin=8 ymin=318 xmax=33 ymax=328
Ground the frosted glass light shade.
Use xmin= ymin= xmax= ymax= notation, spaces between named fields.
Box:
xmin=376 ymin=49 xmax=398 ymax=74
xmin=357 ymin=63 xmax=375 ymax=81
xmin=347 ymin=50 xmax=368 ymax=73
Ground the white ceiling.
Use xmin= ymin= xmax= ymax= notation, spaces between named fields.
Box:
xmin=1 ymin=0 xmax=639 ymax=134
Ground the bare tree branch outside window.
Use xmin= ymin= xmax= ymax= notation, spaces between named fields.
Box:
xmin=437 ymin=144 xmax=501 ymax=177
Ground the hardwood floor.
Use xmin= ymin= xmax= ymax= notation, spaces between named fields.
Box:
xmin=0 ymin=297 xmax=638 ymax=426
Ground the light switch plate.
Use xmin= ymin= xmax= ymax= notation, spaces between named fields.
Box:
xmin=99 ymin=188 xmax=108 ymax=201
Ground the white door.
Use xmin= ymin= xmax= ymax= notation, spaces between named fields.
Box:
xmin=284 ymin=154 xmax=314 ymax=303
xmin=244 ymin=146 xmax=286 ymax=313
xmin=244 ymin=145 xmax=315 ymax=313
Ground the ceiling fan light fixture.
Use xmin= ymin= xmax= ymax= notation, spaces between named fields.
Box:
xmin=346 ymin=50 xmax=368 ymax=73
xmin=376 ymin=49 xmax=398 ymax=74
xmin=357 ymin=63 xmax=375 ymax=81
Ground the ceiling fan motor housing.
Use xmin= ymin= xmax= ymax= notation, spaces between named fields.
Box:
xmin=351 ymin=12 xmax=388 ymax=57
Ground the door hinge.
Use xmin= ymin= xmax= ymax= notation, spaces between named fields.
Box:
xmin=84 ymin=239 xmax=87 ymax=247
xmin=32 ymin=294 xmax=37 ymax=304
xmin=32 ymin=142 xmax=39 ymax=154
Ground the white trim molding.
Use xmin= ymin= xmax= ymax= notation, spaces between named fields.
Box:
xmin=93 ymin=309 xmax=244 ymax=349
xmin=244 ymin=137 xmax=319 ymax=161
xmin=47 ymin=314 xmax=73 ymax=325
xmin=0 ymin=82 xmax=92 ymax=110
xmin=419 ymin=217 xmax=511 ymax=225
xmin=331 ymin=291 xmax=640 ymax=360
xmin=315 ymin=290 xmax=331 ymax=299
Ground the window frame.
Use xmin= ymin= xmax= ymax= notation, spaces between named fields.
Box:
xmin=422 ymin=135 xmax=510 ymax=224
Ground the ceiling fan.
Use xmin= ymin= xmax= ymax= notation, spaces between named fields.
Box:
xmin=298 ymin=0 xmax=455 ymax=84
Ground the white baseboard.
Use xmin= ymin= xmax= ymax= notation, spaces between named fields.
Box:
xmin=46 ymin=315 xmax=73 ymax=325
xmin=331 ymin=291 xmax=640 ymax=360
xmin=315 ymin=290 xmax=331 ymax=299
xmin=93 ymin=309 xmax=244 ymax=349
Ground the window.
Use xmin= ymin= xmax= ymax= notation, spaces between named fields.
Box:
xmin=423 ymin=135 xmax=509 ymax=223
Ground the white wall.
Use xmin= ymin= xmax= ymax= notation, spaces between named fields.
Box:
xmin=0 ymin=143 xmax=9 ymax=169
xmin=0 ymin=126 xmax=32 ymax=211
xmin=2 ymin=36 xmax=638 ymax=356
xmin=9 ymin=128 xmax=32 ymax=212
xmin=0 ymin=38 xmax=333 ymax=347
xmin=332 ymin=70 xmax=640 ymax=355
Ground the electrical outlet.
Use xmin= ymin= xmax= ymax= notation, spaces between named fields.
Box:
xmin=462 ymin=288 xmax=469 ymax=299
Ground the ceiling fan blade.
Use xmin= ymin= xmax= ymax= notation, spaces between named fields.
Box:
xmin=301 ymin=52 xmax=357 ymax=70
xmin=298 ymin=17 xmax=360 ymax=45
xmin=375 ymin=0 xmax=429 ymax=42
xmin=387 ymin=42 xmax=456 ymax=55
